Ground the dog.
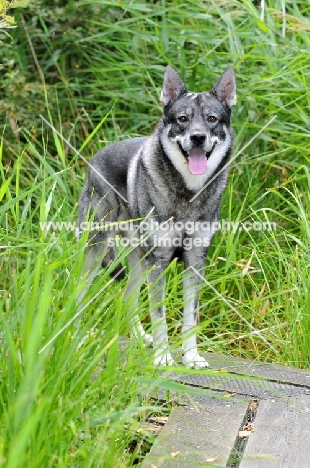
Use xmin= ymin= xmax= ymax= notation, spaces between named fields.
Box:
xmin=77 ymin=65 xmax=236 ymax=368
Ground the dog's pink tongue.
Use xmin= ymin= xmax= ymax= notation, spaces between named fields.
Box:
xmin=188 ymin=149 xmax=207 ymax=175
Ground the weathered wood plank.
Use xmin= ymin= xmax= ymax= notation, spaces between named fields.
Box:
xmin=239 ymin=396 xmax=310 ymax=467
xmin=170 ymin=371 xmax=310 ymax=399
xmin=200 ymin=353 xmax=310 ymax=388
xmin=119 ymin=340 xmax=310 ymax=389
xmin=142 ymin=399 xmax=249 ymax=467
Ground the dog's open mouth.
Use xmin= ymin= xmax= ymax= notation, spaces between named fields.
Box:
xmin=178 ymin=143 xmax=216 ymax=175
xmin=187 ymin=148 xmax=208 ymax=175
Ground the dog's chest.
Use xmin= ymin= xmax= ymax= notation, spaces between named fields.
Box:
xmin=154 ymin=193 xmax=217 ymax=226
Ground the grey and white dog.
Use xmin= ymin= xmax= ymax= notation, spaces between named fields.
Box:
xmin=77 ymin=65 xmax=236 ymax=368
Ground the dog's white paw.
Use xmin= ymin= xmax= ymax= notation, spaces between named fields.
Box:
xmin=153 ymin=352 xmax=176 ymax=367
xmin=182 ymin=352 xmax=209 ymax=369
xmin=142 ymin=333 xmax=153 ymax=346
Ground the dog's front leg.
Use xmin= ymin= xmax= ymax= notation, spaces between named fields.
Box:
xmin=125 ymin=249 xmax=153 ymax=346
xmin=182 ymin=256 xmax=209 ymax=369
xmin=147 ymin=263 xmax=175 ymax=367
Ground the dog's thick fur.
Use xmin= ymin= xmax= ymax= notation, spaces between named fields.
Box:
xmin=77 ymin=65 xmax=236 ymax=368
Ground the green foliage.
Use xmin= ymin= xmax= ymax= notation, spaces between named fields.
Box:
xmin=0 ymin=2 xmax=16 ymax=32
xmin=0 ymin=1 xmax=31 ymax=33
xmin=1 ymin=1 xmax=310 ymax=466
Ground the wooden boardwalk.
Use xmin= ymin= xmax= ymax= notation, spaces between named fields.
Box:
xmin=142 ymin=353 xmax=310 ymax=467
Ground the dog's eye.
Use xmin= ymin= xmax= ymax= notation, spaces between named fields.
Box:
xmin=177 ymin=115 xmax=188 ymax=123
xmin=207 ymin=115 xmax=218 ymax=124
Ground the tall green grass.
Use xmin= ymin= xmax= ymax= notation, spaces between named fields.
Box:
xmin=1 ymin=1 xmax=310 ymax=466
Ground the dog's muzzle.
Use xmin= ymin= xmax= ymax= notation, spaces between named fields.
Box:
xmin=178 ymin=133 xmax=216 ymax=175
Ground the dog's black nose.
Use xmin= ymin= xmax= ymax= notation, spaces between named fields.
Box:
xmin=190 ymin=133 xmax=206 ymax=146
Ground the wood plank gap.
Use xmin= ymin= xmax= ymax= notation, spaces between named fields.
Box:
xmin=227 ymin=401 xmax=259 ymax=468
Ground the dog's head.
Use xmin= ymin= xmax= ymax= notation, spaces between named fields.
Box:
xmin=160 ymin=66 xmax=236 ymax=176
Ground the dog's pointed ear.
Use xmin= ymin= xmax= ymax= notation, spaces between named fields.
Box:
xmin=211 ymin=68 xmax=236 ymax=108
xmin=160 ymin=65 xmax=187 ymax=106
